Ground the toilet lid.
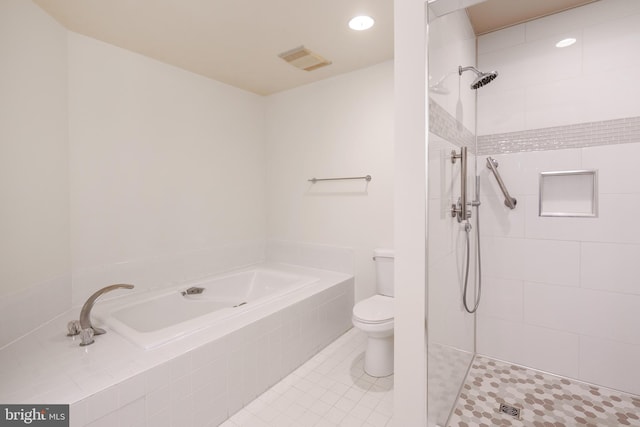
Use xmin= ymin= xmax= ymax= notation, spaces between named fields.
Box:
xmin=353 ymin=295 xmax=394 ymax=323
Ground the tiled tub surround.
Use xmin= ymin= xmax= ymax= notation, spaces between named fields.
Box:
xmin=0 ymin=263 xmax=354 ymax=427
xmin=448 ymin=356 xmax=640 ymax=427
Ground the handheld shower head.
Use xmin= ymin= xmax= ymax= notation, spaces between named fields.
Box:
xmin=459 ymin=65 xmax=498 ymax=90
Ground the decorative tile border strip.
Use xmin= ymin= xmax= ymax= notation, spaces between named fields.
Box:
xmin=478 ymin=116 xmax=640 ymax=155
xmin=428 ymin=97 xmax=475 ymax=152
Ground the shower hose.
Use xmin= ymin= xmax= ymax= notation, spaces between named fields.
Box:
xmin=462 ymin=193 xmax=482 ymax=314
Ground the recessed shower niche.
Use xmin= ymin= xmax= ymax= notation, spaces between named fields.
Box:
xmin=539 ymin=170 xmax=598 ymax=217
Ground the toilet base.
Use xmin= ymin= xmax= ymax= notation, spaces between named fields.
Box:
xmin=363 ymin=334 xmax=394 ymax=377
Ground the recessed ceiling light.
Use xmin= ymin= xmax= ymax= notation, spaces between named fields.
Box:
xmin=349 ymin=15 xmax=375 ymax=31
xmin=555 ymin=38 xmax=576 ymax=48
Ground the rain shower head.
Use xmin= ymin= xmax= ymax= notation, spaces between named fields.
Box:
xmin=459 ymin=65 xmax=498 ymax=89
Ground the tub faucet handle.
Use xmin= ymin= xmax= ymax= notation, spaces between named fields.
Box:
xmin=79 ymin=328 xmax=95 ymax=347
xmin=67 ymin=320 xmax=81 ymax=336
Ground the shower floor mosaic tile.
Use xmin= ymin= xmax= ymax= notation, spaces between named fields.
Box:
xmin=220 ymin=328 xmax=394 ymax=427
xmin=448 ymin=356 xmax=640 ymax=427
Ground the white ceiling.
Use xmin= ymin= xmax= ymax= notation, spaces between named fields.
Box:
xmin=34 ymin=0 xmax=394 ymax=96
xmin=33 ymin=0 xmax=598 ymax=96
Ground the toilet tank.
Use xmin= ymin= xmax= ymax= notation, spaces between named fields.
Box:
xmin=374 ymin=248 xmax=395 ymax=297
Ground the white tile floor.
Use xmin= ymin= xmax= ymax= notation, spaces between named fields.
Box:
xmin=221 ymin=328 xmax=394 ymax=427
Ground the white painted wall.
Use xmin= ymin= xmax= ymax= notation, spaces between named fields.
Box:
xmin=68 ymin=34 xmax=267 ymax=305
xmin=394 ymin=0 xmax=427 ymax=425
xmin=0 ymin=0 xmax=70 ymax=347
xmin=265 ymin=61 xmax=394 ymax=302
xmin=477 ymin=0 xmax=640 ymax=395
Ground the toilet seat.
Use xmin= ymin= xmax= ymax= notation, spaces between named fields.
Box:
xmin=353 ymin=295 xmax=394 ymax=324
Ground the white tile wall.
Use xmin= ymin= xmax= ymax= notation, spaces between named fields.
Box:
xmin=71 ymin=241 xmax=266 ymax=307
xmin=480 ymin=236 xmax=525 ymax=280
xmin=582 ymin=12 xmax=640 ymax=75
xmin=265 ymin=240 xmax=354 ymax=276
xmin=477 ymin=141 xmax=640 ymax=395
xmin=523 ymin=239 xmax=580 ymax=287
xmin=581 ymin=242 xmax=640 ymax=295
xmin=477 ymin=86 xmax=527 ymax=136
xmin=478 ymin=1 xmax=640 ymax=137
xmin=477 ymin=23 xmax=525 ymax=55
xmin=476 ymin=277 xmax=523 ymax=322
xmin=580 ymin=335 xmax=640 ymax=395
xmin=477 ymin=316 xmax=524 ymax=363
xmin=582 ymin=142 xmax=640 ymax=193
xmin=524 ymin=0 xmax=640 ymax=42
xmin=520 ymin=324 xmax=580 ymax=379
xmin=0 ymin=0 xmax=72 ymax=350
xmin=475 ymin=3 xmax=640 ymax=392
xmin=427 ymin=9 xmax=476 ymax=133
xmin=0 ymin=275 xmax=71 ymax=349
xmin=478 ymin=316 xmax=582 ymax=380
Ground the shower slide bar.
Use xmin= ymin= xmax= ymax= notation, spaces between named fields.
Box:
xmin=308 ymin=175 xmax=372 ymax=184
xmin=451 ymin=147 xmax=470 ymax=222
xmin=486 ymin=157 xmax=517 ymax=209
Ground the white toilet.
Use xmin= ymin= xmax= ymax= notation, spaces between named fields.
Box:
xmin=352 ymin=248 xmax=395 ymax=377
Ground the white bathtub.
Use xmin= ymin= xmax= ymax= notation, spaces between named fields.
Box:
xmin=95 ymin=267 xmax=318 ymax=349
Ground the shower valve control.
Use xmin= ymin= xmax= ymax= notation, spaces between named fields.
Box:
xmin=451 ymin=199 xmax=472 ymax=222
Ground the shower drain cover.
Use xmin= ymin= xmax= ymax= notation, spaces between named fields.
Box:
xmin=497 ymin=402 xmax=522 ymax=420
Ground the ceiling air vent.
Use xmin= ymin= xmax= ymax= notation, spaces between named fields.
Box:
xmin=278 ymin=46 xmax=332 ymax=71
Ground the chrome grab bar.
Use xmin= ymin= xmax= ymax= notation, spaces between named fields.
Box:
xmin=486 ymin=157 xmax=517 ymax=209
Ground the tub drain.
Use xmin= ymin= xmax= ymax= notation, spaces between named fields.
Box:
xmin=497 ymin=402 xmax=522 ymax=420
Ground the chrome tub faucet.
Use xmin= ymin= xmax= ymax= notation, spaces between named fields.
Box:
xmin=67 ymin=284 xmax=134 ymax=346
